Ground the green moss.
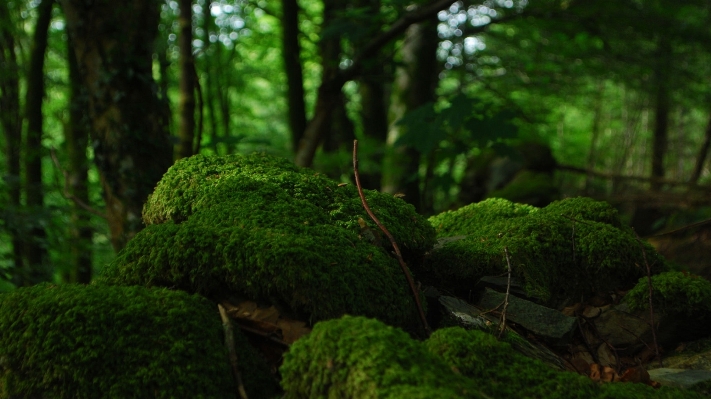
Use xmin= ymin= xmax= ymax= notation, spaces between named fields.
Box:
xmin=421 ymin=197 xmax=667 ymax=305
xmin=101 ymin=153 xmax=435 ymax=328
xmin=0 ymin=283 xmax=279 ymax=399
xmin=625 ymin=271 xmax=711 ymax=316
xmin=426 ymin=327 xmax=703 ymax=399
xmin=280 ymin=315 xmax=484 ymax=399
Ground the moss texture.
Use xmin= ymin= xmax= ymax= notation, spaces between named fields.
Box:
xmin=280 ymin=316 xmax=699 ymax=399
xmin=0 ymin=283 xmax=279 ymax=399
xmin=279 ymin=315 xmax=485 ymax=399
xmin=100 ymin=153 xmax=436 ymax=328
xmin=423 ymin=197 xmax=667 ymax=306
xmin=625 ymin=271 xmax=711 ymax=316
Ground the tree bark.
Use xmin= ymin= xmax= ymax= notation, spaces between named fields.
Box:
xmin=281 ymin=0 xmax=307 ymax=153
xmin=65 ymin=33 xmax=93 ymax=284
xmin=689 ymin=108 xmax=711 ymax=185
xmin=294 ymin=0 xmax=455 ymax=168
xmin=650 ymin=34 xmax=671 ymax=192
xmin=62 ymin=0 xmax=173 ymax=251
xmin=176 ymin=0 xmax=196 ymax=160
xmin=381 ymin=18 xmax=439 ymax=213
xmin=0 ymin=1 xmax=24 ymax=276
xmin=22 ymin=0 xmax=54 ymax=285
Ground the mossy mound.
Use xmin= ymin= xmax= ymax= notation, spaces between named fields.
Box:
xmin=280 ymin=315 xmax=485 ymax=399
xmin=422 ymin=197 xmax=667 ymax=306
xmin=0 ymin=283 xmax=279 ymax=399
xmin=280 ymin=316 xmax=699 ymax=399
xmin=426 ymin=327 xmax=700 ymax=399
xmin=626 ymin=271 xmax=711 ymax=316
xmin=100 ymin=153 xmax=436 ymax=328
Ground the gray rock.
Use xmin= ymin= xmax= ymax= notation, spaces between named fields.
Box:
xmin=474 ymin=287 xmax=577 ymax=345
xmin=648 ymin=368 xmax=711 ymax=389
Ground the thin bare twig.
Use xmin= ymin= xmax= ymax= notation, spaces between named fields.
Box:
xmin=499 ymin=247 xmax=513 ymax=338
xmin=352 ymin=140 xmax=431 ymax=336
xmin=218 ymin=304 xmax=249 ymax=399
xmin=49 ymin=148 xmax=107 ymax=219
xmin=633 ymin=231 xmax=663 ymax=368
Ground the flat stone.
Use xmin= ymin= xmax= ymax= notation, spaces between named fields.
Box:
xmin=648 ymin=368 xmax=711 ymax=389
xmin=474 ymin=287 xmax=576 ymax=345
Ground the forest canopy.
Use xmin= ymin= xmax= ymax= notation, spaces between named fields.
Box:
xmin=1 ymin=0 xmax=710 ymax=287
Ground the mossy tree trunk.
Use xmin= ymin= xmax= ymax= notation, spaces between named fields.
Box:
xmin=22 ymin=0 xmax=54 ymax=285
xmin=382 ymin=18 xmax=439 ymax=213
xmin=175 ymin=0 xmax=196 ymax=160
xmin=61 ymin=0 xmax=173 ymax=252
xmin=0 ymin=1 xmax=24 ymax=277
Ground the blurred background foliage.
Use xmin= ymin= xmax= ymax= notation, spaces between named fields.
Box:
xmin=1 ymin=0 xmax=710 ymax=289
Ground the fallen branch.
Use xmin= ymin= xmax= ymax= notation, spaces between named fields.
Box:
xmin=499 ymin=247 xmax=513 ymax=338
xmin=218 ymin=304 xmax=249 ymax=399
xmin=352 ymin=140 xmax=431 ymax=336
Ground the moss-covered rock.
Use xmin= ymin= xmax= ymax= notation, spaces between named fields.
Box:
xmin=426 ymin=327 xmax=703 ymax=399
xmin=422 ymin=197 xmax=667 ymax=306
xmin=280 ymin=316 xmax=699 ymax=399
xmin=0 ymin=283 xmax=279 ymax=399
xmin=626 ymin=271 xmax=711 ymax=316
xmin=280 ymin=315 xmax=485 ymax=399
xmin=100 ymin=153 xmax=436 ymax=328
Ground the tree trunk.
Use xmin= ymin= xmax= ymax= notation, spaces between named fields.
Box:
xmin=202 ymin=1 xmax=219 ymax=154
xmin=176 ymin=0 xmax=196 ymax=160
xmin=62 ymin=0 xmax=173 ymax=251
xmin=22 ymin=0 xmax=54 ymax=285
xmin=281 ymin=0 xmax=307 ymax=153
xmin=0 ymin=1 xmax=24 ymax=276
xmin=319 ymin=0 xmax=355 ymax=161
xmin=65 ymin=33 xmax=93 ymax=284
xmin=382 ymin=18 xmax=439 ymax=213
xmin=294 ymin=0 xmax=454 ymax=168
xmin=650 ymin=35 xmax=671 ymax=192
xmin=689 ymin=108 xmax=711 ymax=185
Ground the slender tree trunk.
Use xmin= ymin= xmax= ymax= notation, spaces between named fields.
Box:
xmin=690 ymin=109 xmax=711 ymax=185
xmin=382 ymin=18 xmax=439 ymax=213
xmin=319 ymin=0 xmax=355 ymax=159
xmin=584 ymin=81 xmax=605 ymax=194
xmin=650 ymin=35 xmax=671 ymax=192
xmin=22 ymin=0 xmax=54 ymax=285
xmin=202 ymin=0 xmax=219 ymax=154
xmin=65 ymin=33 xmax=93 ymax=284
xmin=62 ymin=0 xmax=173 ymax=251
xmin=281 ymin=0 xmax=307 ymax=153
xmin=356 ymin=0 xmax=389 ymax=190
xmin=0 ymin=1 xmax=24 ymax=276
xmin=176 ymin=0 xmax=196 ymax=160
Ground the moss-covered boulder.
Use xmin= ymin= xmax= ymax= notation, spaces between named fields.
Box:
xmin=100 ymin=153 xmax=436 ymax=328
xmin=422 ymin=197 xmax=667 ymax=307
xmin=280 ymin=315 xmax=485 ymax=398
xmin=427 ymin=327 xmax=703 ymax=399
xmin=0 ymin=283 xmax=279 ymax=399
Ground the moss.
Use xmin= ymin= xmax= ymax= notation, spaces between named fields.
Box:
xmin=421 ymin=197 xmax=667 ymax=305
xmin=0 ymin=283 xmax=279 ymax=399
xmin=101 ymin=153 xmax=435 ymax=328
xmin=426 ymin=327 xmax=703 ymax=399
xmin=625 ymin=271 xmax=711 ymax=316
xmin=279 ymin=315 xmax=484 ymax=399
